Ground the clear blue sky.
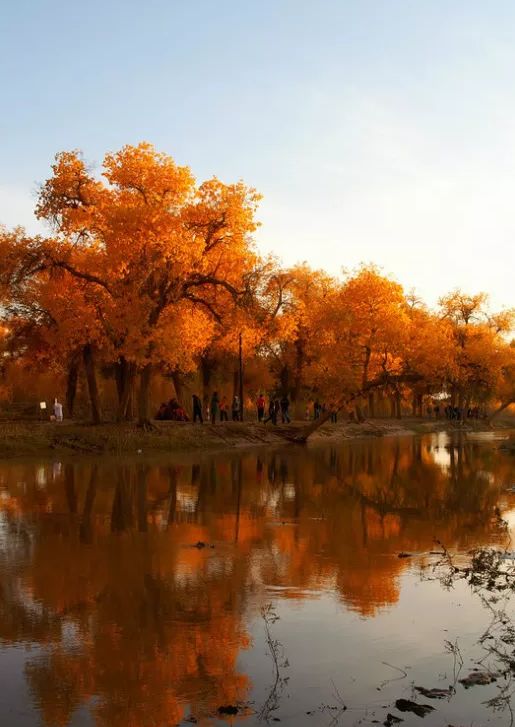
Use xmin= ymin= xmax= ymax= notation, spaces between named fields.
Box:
xmin=1 ymin=0 xmax=514 ymax=310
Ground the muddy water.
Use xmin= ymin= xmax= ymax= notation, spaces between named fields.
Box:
xmin=0 ymin=431 xmax=514 ymax=726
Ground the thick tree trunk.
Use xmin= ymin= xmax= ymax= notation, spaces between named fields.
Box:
xmin=115 ymin=357 xmax=136 ymax=421
xmin=292 ymin=339 xmax=304 ymax=415
xmin=138 ymin=364 xmax=153 ymax=426
xmin=417 ymin=393 xmax=423 ymax=417
xmin=83 ymin=344 xmax=101 ymax=424
xmin=201 ymin=356 xmax=213 ymax=410
xmin=66 ymin=353 xmax=80 ymax=418
xmin=171 ymin=370 xmax=184 ymax=405
xmin=395 ymin=390 xmax=402 ymax=419
xmin=279 ymin=366 xmax=289 ymax=397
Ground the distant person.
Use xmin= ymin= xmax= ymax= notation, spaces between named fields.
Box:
xmin=192 ymin=394 xmax=203 ymax=424
xmin=264 ymin=398 xmax=278 ymax=425
xmin=210 ymin=392 xmax=220 ymax=424
xmin=156 ymin=402 xmax=168 ymax=420
xmin=280 ymin=395 xmax=291 ymax=424
xmin=330 ymin=401 xmax=338 ymax=423
xmin=54 ymin=397 xmax=63 ymax=422
xmin=257 ymin=393 xmax=266 ymax=422
xmin=220 ymin=396 xmax=229 ymax=421
xmin=314 ymin=400 xmax=321 ymax=420
xmin=231 ymin=395 xmax=240 ymax=421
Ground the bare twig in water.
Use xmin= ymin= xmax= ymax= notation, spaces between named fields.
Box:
xmin=378 ymin=661 xmax=408 ymax=689
xmin=424 ymin=527 xmax=515 ymax=722
xmin=258 ymin=603 xmax=289 ymax=722
xmin=444 ymin=637 xmax=463 ymax=687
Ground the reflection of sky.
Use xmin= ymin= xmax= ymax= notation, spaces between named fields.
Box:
xmin=427 ymin=432 xmax=451 ymax=471
xmin=241 ymin=574 xmax=504 ymax=726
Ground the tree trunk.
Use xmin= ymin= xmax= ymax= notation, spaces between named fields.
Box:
xmin=83 ymin=344 xmax=101 ymax=424
xmin=201 ymin=356 xmax=213 ymax=410
xmin=66 ymin=353 xmax=80 ymax=418
xmin=138 ymin=364 xmax=153 ymax=426
xmin=279 ymin=366 xmax=289 ymax=397
xmin=171 ymin=370 xmax=184 ymax=405
xmin=368 ymin=392 xmax=375 ymax=418
xmin=411 ymin=393 xmax=417 ymax=417
xmin=488 ymin=398 xmax=515 ymax=423
xmin=115 ymin=357 xmax=136 ymax=421
xmin=395 ymin=390 xmax=402 ymax=419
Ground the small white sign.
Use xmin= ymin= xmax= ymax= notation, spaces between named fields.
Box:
xmin=39 ymin=402 xmax=47 ymax=410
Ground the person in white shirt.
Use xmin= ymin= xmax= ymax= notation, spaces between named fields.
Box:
xmin=54 ymin=398 xmax=63 ymax=422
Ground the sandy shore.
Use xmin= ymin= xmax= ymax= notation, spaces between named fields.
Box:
xmin=0 ymin=416 xmax=507 ymax=458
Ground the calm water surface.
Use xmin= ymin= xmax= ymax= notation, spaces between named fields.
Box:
xmin=1 ymin=432 xmax=515 ymax=726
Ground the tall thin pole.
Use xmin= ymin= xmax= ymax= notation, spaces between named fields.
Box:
xmin=239 ymin=331 xmax=244 ymax=422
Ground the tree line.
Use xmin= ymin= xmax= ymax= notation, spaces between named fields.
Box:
xmin=0 ymin=143 xmax=514 ymax=425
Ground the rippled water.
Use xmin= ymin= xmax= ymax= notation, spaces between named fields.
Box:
xmin=0 ymin=431 xmax=514 ymax=726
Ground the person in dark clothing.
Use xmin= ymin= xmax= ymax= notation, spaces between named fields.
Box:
xmin=280 ymin=395 xmax=291 ymax=424
xmin=314 ymin=400 xmax=321 ymax=420
xmin=256 ymin=393 xmax=266 ymax=422
xmin=264 ymin=398 xmax=278 ymax=425
xmin=220 ymin=396 xmax=229 ymax=421
xmin=156 ymin=403 xmax=168 ymax=420
xmin=192 ymin=394 xmax=203 ymax=423
xmin=231 ymin=395 xmax=240 ymax=421
xmin=210 ymin=391 xmax=220 ymax=423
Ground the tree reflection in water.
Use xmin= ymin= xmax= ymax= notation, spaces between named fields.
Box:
xmin=0 ymin=433 xmax=513 ymax=725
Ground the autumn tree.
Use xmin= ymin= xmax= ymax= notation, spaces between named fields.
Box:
xmin=33 ymin=143 xmax=261 ymax=424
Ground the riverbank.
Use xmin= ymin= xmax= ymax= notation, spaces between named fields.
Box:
xmin=0 ymin=416 xmax=510 ymax=458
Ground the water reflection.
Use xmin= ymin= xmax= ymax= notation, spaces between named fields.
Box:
xmin=0 ymin=433 xmax=513 ymax=726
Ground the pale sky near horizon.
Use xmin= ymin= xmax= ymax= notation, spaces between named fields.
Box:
xmin=1 ymin=0 xmax=514 ymax=311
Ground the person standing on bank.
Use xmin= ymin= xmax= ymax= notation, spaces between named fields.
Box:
xmin=220 ymin=395 xmax=229 ymax=421
xmin=54 ymin=397 xmax=63 ymax=422
xmin=210 ymin=391 xmax=220 ymax=424
xmin=192 ymin=394 xmax=203 ymax=423
xmin=280 ymin=394 xmax=291 ymax=424
xmin=264 ymin=397 xmax=278 ymax=425
xmin=231 ymin=395 xmax=240 ymax=421
xmin=256 ymin=393 xmax=266 ymax=422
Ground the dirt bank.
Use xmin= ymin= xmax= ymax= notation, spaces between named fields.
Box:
xmin=0 ymin=416 xmax=507 ymax=459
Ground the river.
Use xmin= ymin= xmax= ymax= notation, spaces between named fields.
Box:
xmin=0 ymin=431 xmax=514 ymax=726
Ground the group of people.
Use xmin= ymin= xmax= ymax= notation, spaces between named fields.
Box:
xmin=192 ymin=393 xmax=242 ymax=424
xmin=442 ymin=404 xmax=482 ymax=421
xmin=256 ymin=394 xmax=291 ymax=425
xmin=190 ymin=391 xmax=293 ymax=425
xmin=155 ymin=398 xmax=189 ymax=421
xmin=423 ymin=403 xmax=483 ymax=421
xmin=156 ymin=390 xmax=338 ymax=426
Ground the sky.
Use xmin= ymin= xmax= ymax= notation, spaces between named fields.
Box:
xmin=1 ymin=0 xmax=514 ymax=311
